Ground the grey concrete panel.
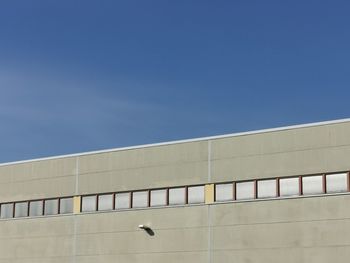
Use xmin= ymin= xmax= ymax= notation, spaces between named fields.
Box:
xmin=0 ymin=157 xmax=77 ymax=182
xmin=0 ymin=217 xmax=74 ymax=261
xmin=0 ymin=216 xmax=75 ymax=238
xmin=76 ymin=205 xmax=208 ymax=234
xmin=78 ymin=161 xmax=208 ymax=194
xmin=0 ymin=157 xmax=77 ymax=202
xmin=75 ymin=252 xmax=207 ymax=263
xmin=78 ymin=141 xmax=208 ymax=175
xmin=212 ymin=246 xmax=350 ymax=263
xmin=211 ymin=122 xmax=350 ymax=160
xmin=76 ymin=206 xmax=208 ymax=255
xmin=0 ymin=236 xmax=73 ymax=259
xmin=211 ymin=145 xmax=350 ymax=182
xmin=76 ymin=228 xmax=207 ymax=255
xmin=211 ymin=195 xmax=350 ymax=226
xmin=0 ymin=175 xmax=76 ymax=202
xmin=0 ymin=257 xmax=72 ymax=263
xmin=212 ymin=219 xmax=350 ymax=250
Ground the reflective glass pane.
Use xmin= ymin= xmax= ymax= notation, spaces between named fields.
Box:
xmin=280 ymin=177 xmax=299 ymax=197
xmin=150 ymin=189 xmax=167 ymax=207
xmin=188 ymin=186 xmax=205 ymax=204
xmin=169 ymin=187 xmax=186 ymax=205
xmin=15 ymin=202 xmax=28 ymax=218
xmin=132 ymin=191 xmax=148 ymax=208
xmin=98 ymin=194 xmax=113 ymax=211
xmin=115 ymin=193 xmax=130 ymax=209
xmin=29 ymin=201 xmax=43 ymax=217
xmin=215 ymin=183 xmax=234 ymax=202
xmin=0 ymin=203 xmax=13 ymax=219
xmin=236 ymin=181 xmax=255 ymax=200
xmin=302 ymin=175 xmax=323 ymax=195
xmin=326 ymin=173 xmax=348 ymax=193
xmin=44 ymin=199 xmax=58 ymax=215
xmin=257 ymin=179 xmax=276 ymax=198
xmin=60 ymin=198 xmax=73 ymax=214
xmin=81 ymin=196 xmax=97 ymax=212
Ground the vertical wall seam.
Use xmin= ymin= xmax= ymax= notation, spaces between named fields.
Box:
xmin=207 ymin=140 xmax=212 ymax=263
xmin=208 ymin=140 xmax=212 ymax=183
xmin=75 ymin=157 xmax=79 ymax=195
xmin=72 ymin=156 xmax=79 ymax=263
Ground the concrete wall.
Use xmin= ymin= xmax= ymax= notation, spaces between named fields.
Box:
xmin=0 ymin=120 xmax=350 ymax=262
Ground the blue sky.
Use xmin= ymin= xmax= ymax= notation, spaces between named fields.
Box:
xmin=0 ymin=0 xmax=349 ymax=162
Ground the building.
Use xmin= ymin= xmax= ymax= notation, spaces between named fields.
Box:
xmin=1 ymin=119 xmax=350 ymax=263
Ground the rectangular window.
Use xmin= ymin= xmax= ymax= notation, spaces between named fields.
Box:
xmin=188 ymin=185 xmax=205 ymax=204
xmin=81 ymin=195 xmax=97 ymax=212
xmin=280 ymin=177 xmax=299 ymax=197
xmin=29 ymin=201 xmax=43 ymax=217
xmin=0 ymin=203 xmax=13 ymax=219
xmin=98 ymin=194 xmax=113 ymax=211
xmin=132 ymin=191 xmax=148 ymax=208
xmin=302 ymin=175 xmax=323 ymax=195
xmin=15 ymin=202 xmax=28 ymax=218
xmin=326 ymin=173 xmax=348 ymax=193
xmin=115 ymin=192 xmax=130 ymax=210
xmin=150 ymin=189 xmax=167 ymax=207
xmin=257 ymin=179 xmax=276 ymax=198
xmin=59 ymin=197 xmax=73 ymax=214
xmin=236 ymin=181 xmax=255 ymax=200
xmin=44 ymin=199 xmax=59 ymax=215
xmin=169 ymin=187 xmax=186 ymax=205
xmin=215 ymin=183 xmax=234 ymax=202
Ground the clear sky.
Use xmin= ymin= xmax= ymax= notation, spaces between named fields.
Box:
xmin=0 ymin=0 xmax=349 ymax=163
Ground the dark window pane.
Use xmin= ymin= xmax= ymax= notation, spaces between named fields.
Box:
xmin=150 ymin=189 xmax=167 ymax=207
xmin=44 ymin=199 xmax=59 ymax=215
xmin=1 ymin=203 xmax=13 ymax=219
xmin=132 ymin=191 xmax=148 ymax=208
xmin=257 ymin=180 xmax=276 ymax=198
xmin=236 ymin=181 xmax=255 ymax=200
xmin=302 ymin=176 xmax=323 ymax=195
xmin=98 ymin=194 xmax=113 ymax=211
xmin=81 ymin=196 xmax=97 ymax=212
xmin=60 ymin=198 xmax=73 ymax=214
xmin=326 ymin=173 xmax=348 ymax=193
xmin=215 ymin=183 xmax=234 ymax=202
xmin=169 ymin=187 xmax=186 ymax=205
xmin=188 ymin=186 xmax=205 ymax=204
xmin=29 ymin=201 xmax=43 ymax=217
xmin=115 ymin=193 xmax=130 ymax=209
xmin=280 ymin=177 xmax=299 ymax=197
xmin=15 ymin=202 xmax=28 ymax=218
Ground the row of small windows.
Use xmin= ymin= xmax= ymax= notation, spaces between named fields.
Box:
xmin=0 ymin=171 xmax=349 ymax=220
xmin=215 ymin=172 xmax=349 ymax=201
xmin=0 ymin=197 xmax=73 ymax=219
xmin=81 ymin=185 xmax=205 ymax=212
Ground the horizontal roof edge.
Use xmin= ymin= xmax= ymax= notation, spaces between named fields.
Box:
xmin=1 ymin=118 xmax=350 ymax=167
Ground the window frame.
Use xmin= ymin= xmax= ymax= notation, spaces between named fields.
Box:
xmin=257 ymin=179 xmax=277 ymax=199
xmin=29 ymin=199 xmax=44 ymax=217
xmin=97 ymin=193 xmax=114 ymax=211
xmin=0 ymin=202 xmax=14 ymax=219
xmin=44 ymin=198 xmax=59 ymax=216
xmin=14 ymin=201 xmax=29 ymax=218
xmin=115 ymin=191 xmax=132 ymax=210
xmin=215 ymin=182 xmax=235 ymax=202
xmin=302 ymin=174 xmax=324 ymax=196
xmin=81 ymin=194 xmax=98 ymax=213
xmin=235 ymin=180 xmax=256 ymax=200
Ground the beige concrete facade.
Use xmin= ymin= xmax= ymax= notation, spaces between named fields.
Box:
xmin=0 ymin=119 xmax=350 ymax=262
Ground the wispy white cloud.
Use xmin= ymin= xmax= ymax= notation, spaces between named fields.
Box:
xmin=0 ymin=66 xmax=165 ymax=159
